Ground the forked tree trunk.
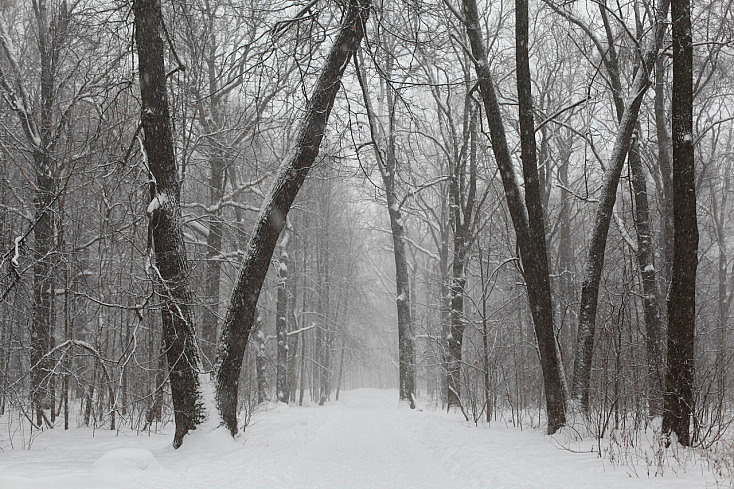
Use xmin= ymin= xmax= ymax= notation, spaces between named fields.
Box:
xmin=570 ymin=0 xmax=670 ymax=410
xmin=133 ymin=0 xmax=205 ymax=448
xmin=594 ymin=9 xmax=665 ymax=415
xmin=663 ymin=0 xmax=697 ymax=446
xmin=460 ymin=0 xmax=567 ymax=433
xmin=214 ymin=0 xmax=370 ymax=435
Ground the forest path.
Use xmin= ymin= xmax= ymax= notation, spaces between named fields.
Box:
xmin=0 ymin=388 xmax=714 ymax=488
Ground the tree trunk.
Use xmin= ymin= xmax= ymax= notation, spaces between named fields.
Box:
xmin=355 ymin=54 xmax=415 ymax=408
xmin=663 ymin=0 xmax=697 ymax=446
xmin=460 ymin=0 xmax=567 ymax=432
xmin=31 ymin=151 xmax=55 ymax=426
xmin=629 ymin=138 xmax=665 ymax=416
xmin=447 ymin=237 xmax=467 ymax=410
xmin=201 ymin=154 xmax=225 ymax=368
xmin=133 ymin=0 xmax=205 ymax=448
xmin=254 ymin=314 xmax=268 ymax=404
xmin=276 ymin=227 xmax=291 ymax=403
xmin=214 ymin=0 xmax=370 ymax=435
xmin=655 ymin=56 xmax=674 ymax=296
xmin=570 ymin=0 xmax=670 ymax=410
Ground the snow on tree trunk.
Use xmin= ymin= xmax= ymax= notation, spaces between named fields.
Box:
xmin=663 ymin=0 xmax=698 ymax=447
xmin=629 ymin=138 xmax=665 ymax=416
xmin=133 ymin=0 xmax=207 ymax=448
xmin=570 ymin=0 xmax=670 ymax=411
xmin=276 ymin=226 xmax=291 ymax=404
xmin=214 ymin=0 xmax=370 ymax=435
xmin=254 ymin=313 xmax=268 ymax=404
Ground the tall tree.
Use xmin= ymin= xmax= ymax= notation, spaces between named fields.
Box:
xmin=355 ymin=48 xmax=416 ymax=408
xmin=0 ymin=1 xmax=74 ymax=426
xmin=663 ymin=0 xmax=698 ymax=446
xmin=215 ymin=0 xmax=371 ymax=435
xmin=459 ymin=0 xmax=567 ymax=432
xmin=133 ymin=0 xmax=206 ymax=448
xmin=565 ymin=0 xmax=670 ymax=410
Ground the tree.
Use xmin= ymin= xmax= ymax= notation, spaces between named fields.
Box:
xmin=355 ymin=45 xmax=416 ymax=408
xmin=133 ymin=0 xmax=206 ymax=448
xmin=559 ymin=0 xmax=670 ymax=410
xmin=275 ymin=224 xmax=291 ymax=403
xmin=663 ymin=0 xmax=698 ymax=446
xmin=459 ymin=0 xmax=567 ymax=432
xmin=215 ymin=0 xmax=371 ymax=435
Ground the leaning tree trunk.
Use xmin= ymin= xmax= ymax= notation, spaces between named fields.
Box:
xmin=133 ymin=0 xmax=205 ymax=449
xmin=663 ymin=0 xmax=697 ymax=447
xmin=214 ymin=0 xmax=370 ymax=435
xmin=460 ymin=0 xmax=567 ymax=433
xmin=570 ymin=0 xmax=670 ymax=410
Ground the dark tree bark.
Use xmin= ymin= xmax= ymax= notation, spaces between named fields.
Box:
xmin=33 ymin=8 xmax=58 ymax=417
xmin=460 ymin=0 xmax=567 ymax=433
xmin=214 ymin=0 xmax=370 ymax=435
xmin=663 ymin=0 xmax=698 ymax=446
xmin=570 ymin=0 xmax=670 ymax=410
xmin=630 ymin=140 xmax=665 ymax=416
xmin=133 ymin=0 xmax=205 ymax=448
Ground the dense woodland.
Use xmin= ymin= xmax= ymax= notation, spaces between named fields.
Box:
xmin=0 ymin=0 xmax=728 ymax=453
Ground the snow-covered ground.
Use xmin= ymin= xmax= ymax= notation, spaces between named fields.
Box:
xmin=0 ymin=389 xmax=724 ymax=488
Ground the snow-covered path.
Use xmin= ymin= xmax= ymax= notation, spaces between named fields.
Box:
xmin=0 ymin=389 xmax=719 ymax=488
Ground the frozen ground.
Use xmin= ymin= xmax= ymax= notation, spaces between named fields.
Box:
xmin=0 ymin=389 xmax=724 ymax=488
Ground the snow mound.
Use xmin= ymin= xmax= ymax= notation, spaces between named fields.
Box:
xmin=93 ymin=448 xmax=161 ymax=474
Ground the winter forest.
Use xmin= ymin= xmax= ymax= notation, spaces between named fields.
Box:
xmin=0 ymin=0 xmax=731 ymax=486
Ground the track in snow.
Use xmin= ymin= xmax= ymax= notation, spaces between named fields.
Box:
xmin=0 ymin=389 xmax=716 ymax=488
